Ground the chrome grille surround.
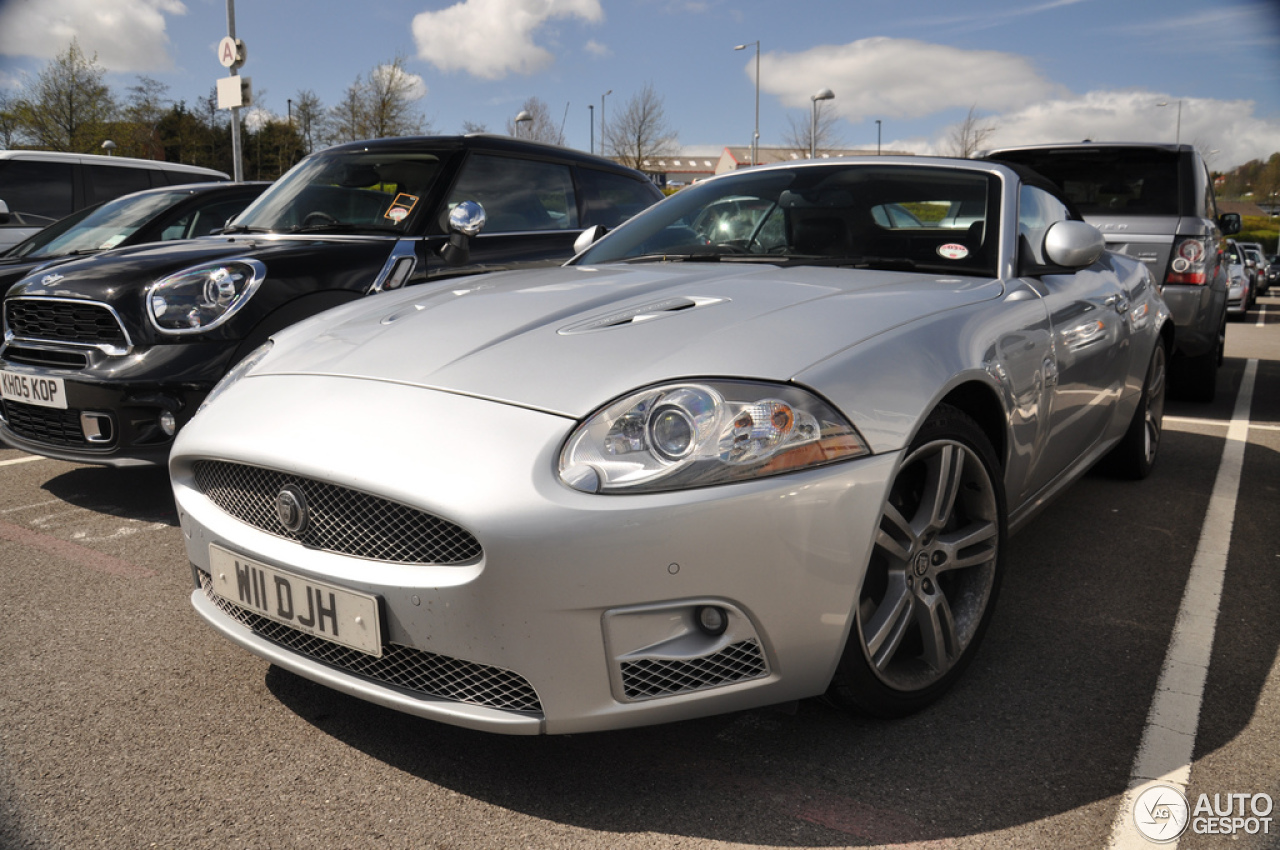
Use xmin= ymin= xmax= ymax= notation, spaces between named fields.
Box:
xmin=620 ymin=640 xmax=769 ymax=701
xmin=199 ymin=570 xmax=542 ymax=713
xmin=4 ymin=297 xmax=131 ymax=354
xmin=192 ymin=460 xmax=483 ymax=565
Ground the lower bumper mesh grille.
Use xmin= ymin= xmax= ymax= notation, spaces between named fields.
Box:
xmin=3 ymin=400 xmax=98 ymax=447
xmin=620 ymin=640 xmax=768 ymax=700
xmin=199 ymin=571 xmax=542 ymax=714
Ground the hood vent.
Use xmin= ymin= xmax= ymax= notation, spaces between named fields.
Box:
xmin=558 ymin=296 xmax=727 ymax=335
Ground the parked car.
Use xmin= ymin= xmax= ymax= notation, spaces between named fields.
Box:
xmin=1266 ymin=253 xmax=1279 ymax=292
xmin=979 ymin=142 xmax=1239 ymax=402
xmin=0 ymin=150 xmax=229 ymax=251
xmin=1224 ymin=239 xmax=1252 ymax=319
xmin=170 ymin=156 xmax=1172 ymax=735
xmin=1238 ymin=242 xmax=1268 ymax=295
xmin=0 ymin=135 xmax=662 ymax=466
xmin=0 ymin=181 xmax=269 ymax=294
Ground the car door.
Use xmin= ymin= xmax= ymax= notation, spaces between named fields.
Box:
xmin=1017 ymin=184 xmax=1134 ymax=498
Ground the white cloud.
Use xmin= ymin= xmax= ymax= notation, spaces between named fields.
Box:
xmin=894 ymin=90 xmax=1280 ymax=170
xmin=0 ymin=0 xmax=186 ymax=72
xmin=759 ymin=37 xmax=1067 ymax=123
xmin=412 ymin=0 xmax=603 ymax=80
xmin=371 ymin=63 xmax=429 ymax=102
xmin=584 ymin=39 xmax=611 ymax=58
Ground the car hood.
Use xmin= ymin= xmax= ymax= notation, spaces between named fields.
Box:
xmin=6 ymin=235 xmax=396 ymax=301
xmin=261 ymin=262 xmax=1004 ymax=418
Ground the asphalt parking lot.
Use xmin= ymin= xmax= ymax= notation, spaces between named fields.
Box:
xmin=1 ymin=297 xmax=1278 ymax=850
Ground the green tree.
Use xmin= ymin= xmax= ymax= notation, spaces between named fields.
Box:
xmin=15 ymin=39 xmax=117 ymax=152
xmin=121 ymin=76 xmax=171 ymax=160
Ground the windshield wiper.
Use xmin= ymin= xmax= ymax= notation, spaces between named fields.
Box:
xmin=778 ymin=255 xmax=921 ymax=271
xmin=288 ymin=222 xmax=399 ymax=235
xmin=218 ymin=224 xmax=275 ymax=235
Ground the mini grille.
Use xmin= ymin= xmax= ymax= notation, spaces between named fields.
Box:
xmin=1 ymin=345 xmax=90 ymax=369
xmin=620 ymin=640 xmax=768 ymax=701
xmin=5 ymin=299 xmax=127 ymax=348
xmin=193 ymin=460 xmax=482 ymax=565
xmin=199 ymin=571 xmax=541 ymax=713
xmin=2 ymin=401 xmax=98 ymax=447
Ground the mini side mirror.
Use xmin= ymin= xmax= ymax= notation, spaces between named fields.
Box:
xmin=1219 ymin=212 xmax=1242 ymax=236
xmin=440 ymin=200 xmax=486 ymax=266
xmin=573 ymin=224 xmax=607 ymax=255
xmin=1043 ymin=220 xmax=1105 ymax=268
xmin=0 ymin=199 xmax=9 ymax=225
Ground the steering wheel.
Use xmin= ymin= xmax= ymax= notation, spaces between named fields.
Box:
xmin=302 ymin=211 xmax=338 ymax=226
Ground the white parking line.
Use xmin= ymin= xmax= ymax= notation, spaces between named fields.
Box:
xmin=1107 ymin=359 xmax=1257 ymax=848
xmin=0 ymin=454 xmax=46 ymax=467
xmin=1257 ymin=305 xmax=1266 ymax=328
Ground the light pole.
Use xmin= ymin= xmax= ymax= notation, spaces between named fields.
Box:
xmin=600 ymin=90 xmax=612 ymax=156
xmin=515 ymin=110 xmax=533 ymax=139
xmin=810 ymin=88 xmax=834 ymax=159
xmin=734 ymin=41 xmax=760 ymax=166
xmin=1157 ymin=99 xmax=1182 ymax=144
xmin=588 ymin=104 xmax=594 ymax=154
xmin=875 ymin=119 xmax=882 ymax=155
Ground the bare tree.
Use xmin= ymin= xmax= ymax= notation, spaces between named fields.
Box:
xmin=781 ymin=102 xmax=843 ymax=158
xmin=123 ymin=76 xmax=170 ymax=160
xmin=605 ymin=83 xmax=678 ymax=172
xmin=461 ymin=120 xmax=487 ymax=134
xmin=290 ymin=89 xmax=329 ymax=154
xmin=328 ymin=56 xmax=428 ymax=142
xmin=15 ymin=39 xmax=117 ymax=152
xmin=944 ymin=105 xmax=997 ymax=158
xmin=505 ymin=96 xmax=561 ymax=144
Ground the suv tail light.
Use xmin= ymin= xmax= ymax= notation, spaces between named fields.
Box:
xmin=1165 ymin=236 xmax=1211 ymax=284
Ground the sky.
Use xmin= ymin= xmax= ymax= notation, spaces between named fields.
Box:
xmin=0 ymin=0 xmax=1278 ymax=171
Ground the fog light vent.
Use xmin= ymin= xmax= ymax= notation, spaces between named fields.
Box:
xmin=620 ymin=639 xmax=767 ymax=701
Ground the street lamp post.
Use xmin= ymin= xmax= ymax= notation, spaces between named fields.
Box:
xmin=1157 ymin=99 xmax=1183 ymax=144
xmin=588 ymin=104 xmax=594 ymax=154
xmin=600 ymin=90 xmax=612 ymax=156
xmin=810 ymin=88 xmax=834 ymax=159
xmin=876 ymin=119 xmax=882 ymax=155
xmin=515 ymin=110 xmax=532 ymax=138
xmin=734 ymin=41 xmax=760 ymax=166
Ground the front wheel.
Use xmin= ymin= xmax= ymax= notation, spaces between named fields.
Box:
xmin=827 ymin=404 xmax=1006 ymax=718
xmin=1104 ymin=341 xmax=1167 ymax=480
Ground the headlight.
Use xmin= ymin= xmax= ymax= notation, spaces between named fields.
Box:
xmin=146 ymin=258 xmax=266 ymax=333
xmin=195 ymin=341 xmax=273 ymax=417
xmin=559 ymin=379 xmax=869 ymax=493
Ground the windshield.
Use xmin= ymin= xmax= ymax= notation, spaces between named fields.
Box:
xmin=8 ymin=190 xmax=193 ymax=259
xmin=575 ymin=163 xmax=998 ymax=277
xmin=232 ymin=150 xmax=444 ymax=235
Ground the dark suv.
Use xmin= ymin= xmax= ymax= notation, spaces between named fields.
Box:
xmin=980 ymin=142 xmax=1241 ymax=401
xmin=0 ymin=135 xmax=663 ymax=465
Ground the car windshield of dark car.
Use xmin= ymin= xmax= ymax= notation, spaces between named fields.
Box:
xmin=575 ymin=164 xmax=998 ymax=277
xmin=992 ymin=148 xmax=1181 ymax=216
xmin=7 ymin=190 xmax=192 ymax=259
xmin=230 ymin=151 xmax=443 ymax=235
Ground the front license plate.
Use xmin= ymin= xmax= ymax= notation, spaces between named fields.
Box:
xmin=208 ymin=544 xmax=383 ymax=657
xmin=0 ymin=370 xmax=67 ymax=409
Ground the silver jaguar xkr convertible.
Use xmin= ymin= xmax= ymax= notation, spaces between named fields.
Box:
xmin=171 ymin=157 xmax=1172 ymax=734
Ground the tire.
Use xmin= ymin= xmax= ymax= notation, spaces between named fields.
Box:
xmin=827 ymin=404 xmax=1006 ymax=718
xmin=1104 ymin=341 xmax=1167 ymax=480
xmin=1175 ymin=321 xmax=1220 ymax=404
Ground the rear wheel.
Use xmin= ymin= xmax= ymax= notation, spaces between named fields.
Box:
xmin=1105 ymin=341 xmax=1167 ymax=479
xmin=827 ymin=405 xmax=1005 ymax=717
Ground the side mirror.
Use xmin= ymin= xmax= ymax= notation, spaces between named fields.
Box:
xmin=0 ymin=199 xmax=9 ymax=225
xmin=573 ymin=224 xmax=607 ymax=255
xmin=1043 ymin=220 xmax=1105 ymax=268
xmin=1219 ymin=212 xmax=1242 ymax=236
xmin=439 ymin=200 xmax=486 ymax=267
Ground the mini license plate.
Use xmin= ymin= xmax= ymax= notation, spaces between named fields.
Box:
xmin=0 ymin=370 xmax=67 ymax=409
xmin=208 ymin=544 xmax=383 ymax=657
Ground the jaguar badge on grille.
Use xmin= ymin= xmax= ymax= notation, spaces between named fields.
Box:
xmin=275 ymin=484 xmax=309 ymax=533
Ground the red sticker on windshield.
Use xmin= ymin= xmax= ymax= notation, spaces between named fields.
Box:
xmin=938 ymin=243 xmax=969 ymax=260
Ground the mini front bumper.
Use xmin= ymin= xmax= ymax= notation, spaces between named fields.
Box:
xmin=171 ymin=374 xmax=899 ymax=734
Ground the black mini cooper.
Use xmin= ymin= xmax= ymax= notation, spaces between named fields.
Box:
xmin=0 ymin=135 xmax=663 ymax=465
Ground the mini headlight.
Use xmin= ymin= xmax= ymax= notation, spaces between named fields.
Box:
xmin=560 ymin=379 xmax=869 ymax=493
xmin=146 ymin=258 xmax=266 ymax=334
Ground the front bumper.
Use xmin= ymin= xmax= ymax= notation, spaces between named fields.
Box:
xmin=0 ymin=340 xmax=238 ymax=466
xmin=172 ymin=374 xmax=897 ymax=735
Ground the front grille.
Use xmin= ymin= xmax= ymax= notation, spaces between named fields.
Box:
xmin=1 ymin=345 xmax=90 ymax=369
xmin=5 ymin=298 xmax=128 ymax=348
xmin=193 ymin=460 xmax=483 ymax=565
xmin=620 ymin=640 xmax=769 ymax=701
xmin=199 ymin=571 xmax=542 ymax=714
xmin=2 ymin=401 xmax=99 ymax=447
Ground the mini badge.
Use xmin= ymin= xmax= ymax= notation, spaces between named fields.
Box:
xmin=937 ymin=243 xmax=969 ymax=260
xmin=384 ymin=193 xmax=419 ymax=223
